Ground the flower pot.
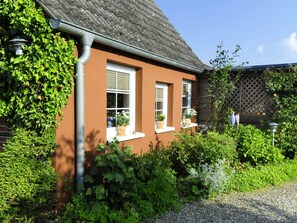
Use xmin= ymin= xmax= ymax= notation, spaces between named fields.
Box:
xmin=117 ymin=125 xmax=126 ymax=136
xmin=156 ymin=121 xmax=164 ymax=129
xmin=184 ymin=118 xmax=191 ymax=127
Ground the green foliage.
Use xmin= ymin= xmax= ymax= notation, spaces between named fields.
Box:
xmin=116 ymin=111 xmax=130 ymax=126
xmin=0 ymin=128 xmax=58 ymax=222
xmin=264 ymin=67 xmax=297 ymax=159
xmin=156 ymin=113 xmax=166 ymax=121
xmin=62 ymin=141 xmax=179 ymax=222
xmin=226 ymin=158 xmax=297 ymax=192
xmin=131 ymin=146 xmax=179 ymax=219
xmin=89 ymin=141 xmax=137 ymax=210
xmin=59 ymin=194 xmax=139 ymax=223
xmin=226 ymin=125 xmax=284 ymax=166
xmin=179 ymin=160 xmax=230 ymax=199
xmin=169 ymin=131 xmax=237 ymax=177
xmin=61 ymin=194 xmax=139 ymax=223
xmin=208 ymin=43 xmax=247 ymax=129
xmin=0 ymin=0 xmax=76 ymax=131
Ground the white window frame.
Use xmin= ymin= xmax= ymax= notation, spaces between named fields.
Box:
xmin=106 ymin=63 xmax=139 ymax=141
xmin=182 ymin=80 xmax=192 ymax=113
xmin=155 ymin=83 xmax=175 ymax=133
xmin=155 ymin=83 xmax=168 ymax=126
xmin=181 ymin=80 xmax=197 ymax=128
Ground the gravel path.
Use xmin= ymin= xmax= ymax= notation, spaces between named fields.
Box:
xmin=147 ymin=181 xmax=297 ymax=223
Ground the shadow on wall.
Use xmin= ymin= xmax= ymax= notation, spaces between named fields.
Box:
xmin=54 ymin=129 xmax=101 ymax=208
xmin=55 ymin=129 xmax=101 ymax=177
xmin=85 ymin=129 xmax=101 ymax=167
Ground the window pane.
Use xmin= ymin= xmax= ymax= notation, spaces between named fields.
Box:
xmin=107 ymin=93 xmax=116 ymax=108
xmin=107 ymin=110 xmax=116 ymax=127
xmin=182 ymin=96 xmax=189 ymax=107
xmin=117 ymin=93 xmax=129 ymax=108
xmin=182 ymin=82 xmax=191 ymax=108
xmin=107 ymin=70 xmax=116 ymax=89
xmin=183 ymin=84 xmax=189 ymax=96
xmin=117 ymin=72 xmax=129 ymax=90
xmin=156 ymin=101 xmax=163 ymax=110
xmin=156 ymin=88 xmax=163 ymax=98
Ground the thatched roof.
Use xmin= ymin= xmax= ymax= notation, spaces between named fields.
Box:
xmin=37 ymin=0 xmax=206 ymax=72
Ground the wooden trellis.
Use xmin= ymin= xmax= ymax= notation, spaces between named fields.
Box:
xmin=221 ymin=74 xmax=272 ymax=120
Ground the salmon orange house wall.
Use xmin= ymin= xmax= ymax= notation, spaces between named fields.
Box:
xmin=54 ymin=43 xmax=197 ymax=178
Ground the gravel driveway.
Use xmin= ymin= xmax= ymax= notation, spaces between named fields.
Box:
xmin=147 ymin=180 xmax=297 ymax=223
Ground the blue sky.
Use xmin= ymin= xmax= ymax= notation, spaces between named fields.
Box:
xmin=155 ymin=0 xmax=297 ymax=66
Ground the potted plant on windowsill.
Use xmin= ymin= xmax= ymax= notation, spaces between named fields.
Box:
xmin=156 ymin=113 xmax=166 ymax=129
xmin=116 ymin=111 xmax=130 ymax=136
xmin=183 ymin=108 xmax=197 ymax=127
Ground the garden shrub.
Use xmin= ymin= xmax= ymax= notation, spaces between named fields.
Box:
xmin=169 ymin=131 xmax=237 ymax=178
xmin=0 ymin=128 xmax=57 ymax=222
xmin=178 ymin=159 xmax=231 ymax=199
xmin=226 ymin=158 xmax=297 ymax=192
xmin=264 ymin=67 xmax=297 ymax=159
xmin=61 ymin=141 xmax=179 ymax=222
xmin=227 ymin=124 xmax=284 ymax=166
xmin=131 ymin=146 xmax=179 ymax=219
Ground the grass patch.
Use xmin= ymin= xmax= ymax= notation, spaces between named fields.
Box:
xmin=226 ymin=158 xmax=297 ymax=192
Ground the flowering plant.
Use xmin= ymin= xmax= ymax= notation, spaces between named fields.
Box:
xmin=116 ymin=111 xmax=130 ymax=126
xmin=183 ymin=108 xmax=197 ymax=119
xmin=156 ymin=113 xmax=166 ymax=121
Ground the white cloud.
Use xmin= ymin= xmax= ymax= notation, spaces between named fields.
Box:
xmin=256 ymin=45 xmax=264 ymax=53
xmin=283 ymin=32 xmax=297 ymax=53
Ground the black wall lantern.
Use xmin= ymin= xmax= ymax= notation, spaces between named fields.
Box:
xmin=9 ymin=35 xmax=28 ymax=55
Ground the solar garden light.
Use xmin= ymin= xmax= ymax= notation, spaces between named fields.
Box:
xmin=9 ymin=35 xmax=28 ymax=55
xmin=269 ymin=122 xmax=278 ymax=147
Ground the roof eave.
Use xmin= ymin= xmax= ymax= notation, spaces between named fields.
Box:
xmin=50 ymin=19 xmax=204 ymax=74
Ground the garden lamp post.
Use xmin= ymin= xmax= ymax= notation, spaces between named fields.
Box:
xmin=9 ymin=35 xmax=28 ymax=55
xmin=269 ymin=122 xmax=278 ymax=147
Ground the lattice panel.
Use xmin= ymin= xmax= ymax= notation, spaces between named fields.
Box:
xmin=221 ymin=75 xmax=271 ymax=115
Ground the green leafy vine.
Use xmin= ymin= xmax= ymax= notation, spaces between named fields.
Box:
xmin=264 ymin=66 xmax=297 ymax=158
xmin=0 ymin=0 xmax=76 ymax=132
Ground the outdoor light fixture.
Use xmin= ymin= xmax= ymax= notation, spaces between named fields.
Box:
xmin=269 ymin=122 xmax=278 ymax=147
xmin=9 ymin=35 xmax=28 ymax=55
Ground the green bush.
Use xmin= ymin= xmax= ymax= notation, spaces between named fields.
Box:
xmin=178 ymin=159 xmax=231 ymax=199
xmin=227 ymin=125 xmax=284 ymax=166
xmin=226 ymin=158 xmax=297 ymax=192
xmin=61 ymin=194 xmax=139 ymax=223
xmin=0 ymin=128 xmax=57 ymax=222
xmin=168 ymin=131 xmax=237 ymax=177
xmin=61 ymin=141 xmax=179 ymax=222
xmin=88 ymin=141 xmax=137 ymax=210
xmin=131 ymin=147 xmax=179 ymax=219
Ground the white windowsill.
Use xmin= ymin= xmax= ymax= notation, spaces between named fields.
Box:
xmin=155 ymin=126 xmax=175 ymax=134
xmin=181 ymin=123 xmax=198 ymax=129
xmin=108 ymin=132 xmax=145 ymax=143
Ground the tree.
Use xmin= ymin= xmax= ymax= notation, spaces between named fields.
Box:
xmin=207 ymin=43 xmax=247 ymax=130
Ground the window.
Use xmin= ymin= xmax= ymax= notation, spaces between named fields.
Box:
xmin=155 ymin=83 xmax=175 ymax=133
xmin=181 ymin=80 xmax=197 ymax=128
xmin=106 ymin=63 xmax=136 ymax=140
xmin=182 ymin=81 xmax=192 ymax=114
xmin=155 ymin=83 xmax=168 ymax=127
